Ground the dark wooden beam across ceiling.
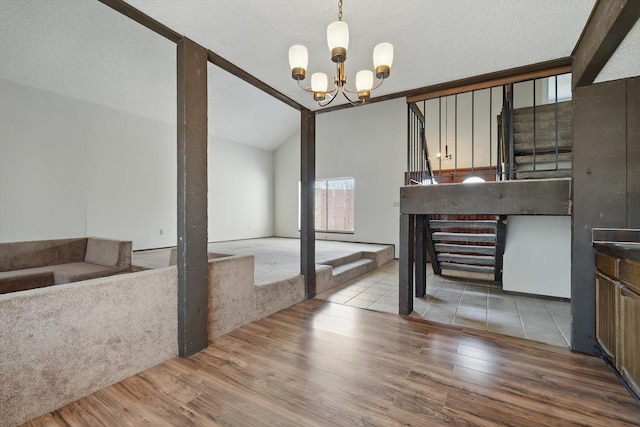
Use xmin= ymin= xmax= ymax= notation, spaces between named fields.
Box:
xmin=318 ymin=57 xmax=572 ymax=114
xmin=572 ymin=0 xmax=640 ymax=88
xmin=98 ymin=0 xmax=304 ymax=111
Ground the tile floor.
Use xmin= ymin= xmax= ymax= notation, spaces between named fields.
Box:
xmin=316 ymin=260 xmax=572 ymax=348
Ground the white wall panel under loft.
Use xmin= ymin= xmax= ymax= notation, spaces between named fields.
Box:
xmin=502 ymin=215 xmax=571 ymax=299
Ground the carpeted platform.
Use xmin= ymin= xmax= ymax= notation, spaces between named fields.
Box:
xmin=132 ymin=237 xmax=394 ymax=286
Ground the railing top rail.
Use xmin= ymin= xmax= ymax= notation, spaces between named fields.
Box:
xmin=406 ymin=64 xmax=571 ymax=103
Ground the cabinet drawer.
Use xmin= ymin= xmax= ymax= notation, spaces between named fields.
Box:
xmin=620 ymin=286 xmax=640 ymax=397
xmin=596 ymin=273 xmax=620 ymax=366
xmin=619 ymin=259 xmax=640 ymax=294
xmin=596 ymin=252 xmax=619 ymax=278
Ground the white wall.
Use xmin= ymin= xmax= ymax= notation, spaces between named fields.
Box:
xmin=274 ymin=132 xmax=300 ymax=238
xmin=208 ymin=137 xmax=274 ymax=241
xmin=273 ymin=98 xmax=406 ymax=256
xmin=0 ymin=78 xmax=274 ymax=249
xmin=503 ymin=216 xmax=571 ymax=298
xmin=423 ymin=87 xmax=503 ymax=172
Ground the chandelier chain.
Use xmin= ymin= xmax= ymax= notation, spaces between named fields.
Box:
xmin=338 ymin=0 xmax=343 ymax=21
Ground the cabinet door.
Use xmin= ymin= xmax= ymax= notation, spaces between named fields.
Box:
xmin=620 ymin=286 xmax=640 ymax=397
xmin=595 ymin=272 xmax=620 ymax=366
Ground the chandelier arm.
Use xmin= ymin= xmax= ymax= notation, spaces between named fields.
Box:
xmin=296 ymin=78 xmax=315 ymax=94
xmin=371 ymin=76 xmax=385 ymax=91
xmin=318 ymin=92 xmax=338 ymax=107
xmin=341 ymin=90 xmax=365 ymax=106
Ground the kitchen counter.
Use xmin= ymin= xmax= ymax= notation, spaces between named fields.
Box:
xmin=593 ymin=228 xmax=640 ymax=262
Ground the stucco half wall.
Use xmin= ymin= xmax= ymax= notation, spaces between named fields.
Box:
xmin=0 ymin=268 xmax=178 ymax=427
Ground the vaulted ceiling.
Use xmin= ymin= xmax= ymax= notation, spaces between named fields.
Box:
xmin=0 ymin=0 xmax=597 ymax=151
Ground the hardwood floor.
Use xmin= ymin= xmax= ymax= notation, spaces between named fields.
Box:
xmin=25 ymin=299 xmax=639 ymax=426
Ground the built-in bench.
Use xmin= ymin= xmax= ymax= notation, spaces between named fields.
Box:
xmin=0 ymin=237 xmax=132 ymax=294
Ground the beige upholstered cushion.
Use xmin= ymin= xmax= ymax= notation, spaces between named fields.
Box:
xmin=84 ymin=238 xmax=120 ymax=267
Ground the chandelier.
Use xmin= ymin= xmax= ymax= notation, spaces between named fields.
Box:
xmin=288 ymin=0 xmax=394 ymax=107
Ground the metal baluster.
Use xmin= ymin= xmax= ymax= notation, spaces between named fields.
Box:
xmin=406 ymin=104 xmax=410 ymax=185
xmin=438 ymin=97 xmax=442 ymax=174
xmin=533 ymin=79 xmax=536 ymax=172
xmin=489 ymin=87 xmax=493 ymax=176
xmin=555 ymin=75 xmax=559 ymax=170
xmin=454 ymin=93 xmax=458 ymax=174
xmin=508 ymin=83 xmax=514 ymax=180
xmin=471 ymin=90 xmax=475 ymax=173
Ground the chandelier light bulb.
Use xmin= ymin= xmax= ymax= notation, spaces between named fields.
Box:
xmin=356 ymin=70 xmax=373 ymax=100
xmin=311 ymin=72 xmax=328 ymax=101
xmin=373 ymin=42 xmax=393 ymax=79
xmin=327 ymin=21 xmax=349 ymax=62
xmin=289 ymin=45 xmax=308 ymax=80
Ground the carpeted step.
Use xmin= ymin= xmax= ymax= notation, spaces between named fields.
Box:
xmin=515 ymin=152 xmax=572 ymax=165
xmin=440 ymin=262 xmax=495 ymax=274
xmin=437 ymin=253 xmax=495 ymax=266
xmin=432 ymin=232 xmax=496 ymax=243
xmin=514 ymin=126 xmax=572 ymax=145
xmin=435 ymin=243 xmax=496 ymax=255
xmin=513 ymin=101 xmax=572 ymax=118
xmin=515 ymin=169 xmax=572 ymax=180
xmin=429 ymin=220 xmax=497 ymax=230
xmin=513 ymin=138 xmax=572 ymax=154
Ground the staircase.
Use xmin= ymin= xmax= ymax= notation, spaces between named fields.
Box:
xmin=427 ymin=215 xmax=507 ymax=282
xmin=512 ymin=101 xmax=572 ymax=179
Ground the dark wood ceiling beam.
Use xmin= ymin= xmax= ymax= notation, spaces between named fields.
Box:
xmin=572 ymin=0 xmax=640 ymax=88
xmin=98 ymin=0 xmax=304 ymax=111
xmin=98 ymin=0 xmax=182 ymax=42
xmin=206 ymin=50 xmax=303 ymax=111
xmin=318 ymin=57 xmax=572 ymax=114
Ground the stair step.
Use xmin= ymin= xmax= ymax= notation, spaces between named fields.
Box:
xmin=437 ymin=253 xmax=495 ymax=266
xmin=435 ymin=243 xmax=496 ymax=255
xmin=514 ymin=138 xmax=572 ymax=153
xmin=429 ymin=220 xmax=497 ymax=230
xmin=513 ymin=101 xmax=572 ymax=117
xmin=432 ymin=232 xmax=496 ymax=243
xmin=331 ymin=258 xmax=374 ymax=276
xmin=515 ymin=152 xmax=572 ymax=165
xmin=440 ymin=262 xmax=495 ymax=274
xmin=513 ymin=116 xmax=572 ymax=133
xmin=514 ymin=127 xmax=572 ymax=143
xmin=515 ymin=169 xmax=572 ymax=180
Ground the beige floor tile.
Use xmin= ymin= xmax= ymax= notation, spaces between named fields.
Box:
xmin=344 ymin=297 xmax=374 ymax=309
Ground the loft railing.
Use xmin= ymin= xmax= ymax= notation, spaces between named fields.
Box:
xmin=407 ymin=72 xmax=572 ymax=184
xmin=406 ymin=103 xmax=435 ymax=185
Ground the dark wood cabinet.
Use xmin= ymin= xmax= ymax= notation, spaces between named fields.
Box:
xmin=595 ymin=248 xmax=640 ymax=400
xmin=595 ymin=272 xmax=620 ymax=366
xmin=620 ymin=284 xmax=640 ymax=396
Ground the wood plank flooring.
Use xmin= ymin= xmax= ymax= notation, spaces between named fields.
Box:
xmin=25 ymin=299 xmax=640 ymax=426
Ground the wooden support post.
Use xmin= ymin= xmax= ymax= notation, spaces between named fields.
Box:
xmin=176 ymin=38 xmax=208 ymax=358
xmin=300 ymin=109 xmax=316 ymax=299
xmin=415 ymin=215 xmax=427 ymax=298
xmin=572 ymin=79 xmax=628 ymax=354
xmin=399 ymin=214 xmax=414 ymax=315
xmin=424 ymin=216 xmax=440 ymax=275
xmin=494 ymin=215 xmax=507 ymax=282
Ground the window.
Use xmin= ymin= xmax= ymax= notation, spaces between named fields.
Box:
xmin=547 ymin=73 xmax=572 ymax=103
xmin=299 ymin=177 xmax=355 ymax=233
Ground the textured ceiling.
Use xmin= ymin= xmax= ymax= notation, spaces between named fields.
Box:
xmin=1 ymin=0 xmax=597 ymax=151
